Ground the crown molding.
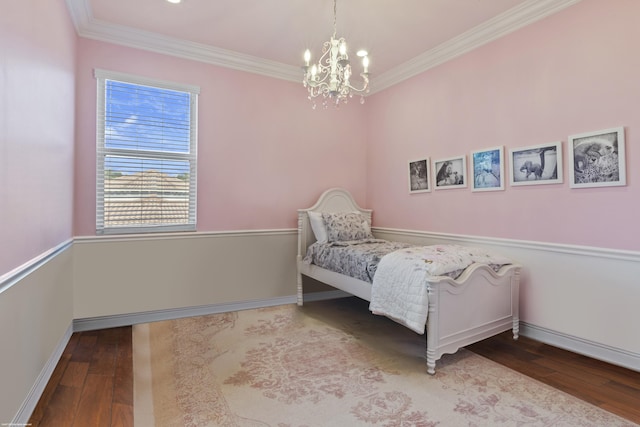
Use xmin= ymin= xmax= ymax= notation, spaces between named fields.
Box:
xmin=64 ymin=0 xmax=301 ymax=82
xmin=65 ymin=0 xmax=581 ymax=91
xmin=65 ymin=0 xmax=92 ymax=32
xmin=371 ymin=0 xmax=582 ymax=94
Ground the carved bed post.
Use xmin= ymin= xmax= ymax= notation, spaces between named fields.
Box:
xmin=297 ymin=211 xmax=305 ymax=306
xmin=511 ymin=267 xmax=521 ymax=340
xmin=296 ymin=256 xmax=304 ymax=306
xmin=425 ymin=284 xmax=438 ymax=375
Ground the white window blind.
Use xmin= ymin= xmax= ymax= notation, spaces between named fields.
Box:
xmin=95 ymin=70 xmax=199 ymax=234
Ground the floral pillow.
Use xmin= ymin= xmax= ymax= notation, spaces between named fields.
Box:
xmin=322 ymin=212 xmax=373 ymax=243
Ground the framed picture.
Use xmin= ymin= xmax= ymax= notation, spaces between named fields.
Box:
xmin=471 ymin=146 xmax=504 ymax=192
xmin=433 ymin=156 xmax=466 ymax=189
xmin=408 ymin=158 xmax=430 ymax=193
xmin=568 ymin=127 xmax=625 ymax=188
xmin=509 ymin=142 xmax=563 ymax=186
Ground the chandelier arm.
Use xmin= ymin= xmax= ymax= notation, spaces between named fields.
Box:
xmin=343 ymin=77 xmax=369 ymax=93
xmin=305 ymin=69 xmax=332 ymax=87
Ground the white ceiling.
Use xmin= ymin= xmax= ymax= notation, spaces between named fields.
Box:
xmin=65 ymin=0 xmax=581 ymax=93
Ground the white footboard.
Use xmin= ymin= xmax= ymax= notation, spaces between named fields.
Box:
xmin=425 ymin=263 xmax=520 ymax=374
xmin=299 ymin=261 xmax=521 ymax=375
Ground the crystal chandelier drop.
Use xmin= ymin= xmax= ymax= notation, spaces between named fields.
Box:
xmin=302 ymin=0 xmax=370 ymax=108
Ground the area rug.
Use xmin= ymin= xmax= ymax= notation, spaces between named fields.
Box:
xmin=133 ymin=298 xmax=635 ymax=426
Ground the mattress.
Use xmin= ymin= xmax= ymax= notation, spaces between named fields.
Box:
xmin=304 ymin=240 xmax=511 ymax=283
xmin=303 ymin=239 xmax=411 ymax=283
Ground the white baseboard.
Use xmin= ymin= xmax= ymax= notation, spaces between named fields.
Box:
xmin=73 ymin=295 xmax=298 ymax=331
xmin=72 ymin=291 xmax=363 ymax=330
xmin=73 ymin=290 xmax=368 ymax=332
xmin=73 ymin=292 xmax=357 ymax=331
xmin=11 ymin=324 xmax=73 ymax=426
xmin=302 ymin=290 xmax=353 ymax=303
xmin=520 ymin=322 xmax=640 ymax=372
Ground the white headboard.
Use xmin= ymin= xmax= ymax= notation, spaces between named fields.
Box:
xmin=297 ymin=188 xmax=372 ymax=260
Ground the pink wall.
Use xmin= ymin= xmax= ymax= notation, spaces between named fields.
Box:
xmin=74 ymin=39 xmax=368 ymax=235
xmin=10 ymin=0 xmax=636 ymax=253
xmin=366 ymin=0 xmax=640 ymax=251
xmin=0 ymin=0 xmax=76 ymax=276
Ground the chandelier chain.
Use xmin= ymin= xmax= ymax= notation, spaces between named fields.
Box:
xmin=332 ymin=0 xmax=337 ymax=38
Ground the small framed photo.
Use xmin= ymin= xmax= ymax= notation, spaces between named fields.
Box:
xmin=408 ymin=158 xmax=430 ymax=193
xmin=471 ymin=146 xmax=504 ymax=192
xmin=434 ymin=156 xmax=466 ymax=189
xmin=568 ymin=127 xmax=625 ymax=188
xmin=509 ymin=142 xmax=563 ymax=186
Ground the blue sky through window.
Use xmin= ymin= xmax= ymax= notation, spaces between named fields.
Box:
xmin=104 ymin=80 xmax=191 ymax=176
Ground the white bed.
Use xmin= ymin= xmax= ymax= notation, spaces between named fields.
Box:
xmin=296 ymin=188 xmax=521 ymax=375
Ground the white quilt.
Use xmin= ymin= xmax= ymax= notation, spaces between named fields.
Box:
xmin=369 ymin=245 xmax=512 ymax=334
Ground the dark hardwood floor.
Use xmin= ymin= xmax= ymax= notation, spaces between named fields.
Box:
xmin=29 ymin=326 xmax=133 ymax=427
xmin=29 ymin=326 xmax=640 ymax=426
xmin=468 ymin=331 xmax=640 ymax=424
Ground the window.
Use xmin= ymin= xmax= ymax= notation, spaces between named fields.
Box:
xmin=95 ymin=70 xmax=199 ymax=234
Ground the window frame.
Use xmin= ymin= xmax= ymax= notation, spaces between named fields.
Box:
xmin=95 ymin=69 xmax=200 ymax=235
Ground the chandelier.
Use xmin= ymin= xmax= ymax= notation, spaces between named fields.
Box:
xmin=302 ymin=0 xmax=370 ymax=108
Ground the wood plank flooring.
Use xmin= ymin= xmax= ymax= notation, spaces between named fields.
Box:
xmin=29 ymin=326 xmax=640 ymax=426
xmin=467 ymin=331 xmax=640 ymax=424
xmin=29 ymin=326 xmax=133 ymax=427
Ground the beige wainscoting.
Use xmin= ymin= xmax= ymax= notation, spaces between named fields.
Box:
xmin=4 ymin=227 xmax=639 ymax=424
xmin=0 ymin=241 xmax=74 ymax=425
xmin=72 ymin=230 xmax=300 ymax=323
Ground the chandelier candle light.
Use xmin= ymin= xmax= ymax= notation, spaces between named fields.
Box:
xmin=302 ymin=0 xmax=370 ymax=108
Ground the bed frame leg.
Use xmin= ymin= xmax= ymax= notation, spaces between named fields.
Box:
xmin=426 ymin=353 xmax=436 ymax=375
xmin=296 ymin=257 xmax=303 ymax=306
xmin=511 ymin=268 xmax=521 ymax=340
xmin=425 ymin=338 xmax=436 ymax=375
xmin=425 ymin=286 xmax=437 ymax=375
xmin=297 ymin=274 xmax=303 ymax=306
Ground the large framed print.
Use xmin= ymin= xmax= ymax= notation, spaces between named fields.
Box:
xmin=509 ymin=142 xmax=563 ymax=186
xmin=568 ymin=127 xmax=625 ymax=188
xmin=471 ymin=146 xmax=504 ymax=192
xmin=408 ymin=158 xmax=430 ymax=193
xmin=433 ymin=156 xmax=466 ymax=189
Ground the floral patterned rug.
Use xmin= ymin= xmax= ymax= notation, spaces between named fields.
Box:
xmin=133 ymin=298 xmax=635 ymax=426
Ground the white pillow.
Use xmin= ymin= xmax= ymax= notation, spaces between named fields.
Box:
xmin=307 ymin=211 xmax=328 ymax=244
